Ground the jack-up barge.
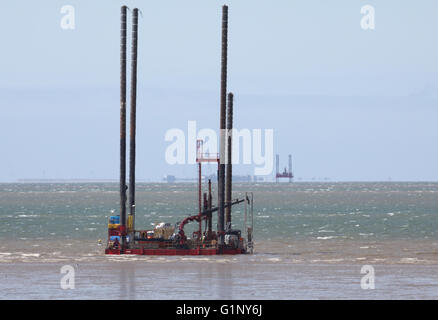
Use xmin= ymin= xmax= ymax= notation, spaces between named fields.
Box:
xmin=105 ymin=5 xmax=254 ymax=256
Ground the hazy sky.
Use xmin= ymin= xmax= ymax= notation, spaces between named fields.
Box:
xmin=1 ymin=0 xmax=438 ymax=181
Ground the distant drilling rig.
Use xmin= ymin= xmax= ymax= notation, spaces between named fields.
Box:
xmin=275 ymin=154 xmax=293 ymax=183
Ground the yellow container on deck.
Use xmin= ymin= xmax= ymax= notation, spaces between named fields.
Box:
xmin=127 ymin=215 xmax=133 ymax=231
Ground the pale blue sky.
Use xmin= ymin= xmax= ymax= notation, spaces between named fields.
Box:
xmin=1 ymin=0 xmax=438 ymax=181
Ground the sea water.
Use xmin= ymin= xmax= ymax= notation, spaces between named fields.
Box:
xmin=0 ymin=182 xmax=437 ymax=299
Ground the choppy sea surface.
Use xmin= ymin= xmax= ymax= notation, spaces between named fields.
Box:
xmin=1 ymin=182 xmax=437 ymax=299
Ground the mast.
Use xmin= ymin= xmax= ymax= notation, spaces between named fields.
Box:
xmin=128 ymin=8 xmax=139 ymax=237
xmin=120 ymin=5 xmax=128 ymax=249
xmin=208 ymin=179 xmax=212 ymax=237
xmin=225 ymin=92 xmax=233 ymax=230
xmin=198 ymin=159 xmax=202 ymax=241
xmin=217 ymin=5 xmax=228 ymax=247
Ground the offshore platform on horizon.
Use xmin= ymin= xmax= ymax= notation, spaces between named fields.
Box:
xmin=275 ymin=154 xmax=293 ymax=183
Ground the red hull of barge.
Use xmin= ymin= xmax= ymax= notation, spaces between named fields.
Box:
xmin=105 ymin=248 xmax=245 ymax=255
